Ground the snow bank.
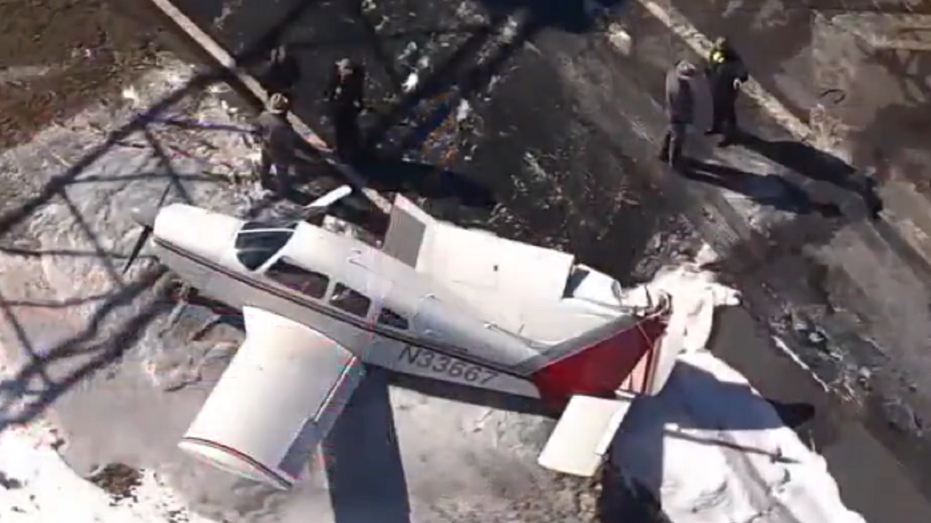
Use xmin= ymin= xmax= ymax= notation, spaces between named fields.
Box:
xmin=614 ymin=263 xmax=866 ymax=523
xmin=0 ymin=421 xmax=211 ymax=523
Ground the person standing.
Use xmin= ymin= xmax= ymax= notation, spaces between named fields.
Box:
xmin=325 ymin=58 xmax=366 ymax=163
xmin=705 ymin=37 xmax=749 ymax=147
xmin=660 ymin=60 xmax=698 ymax=168
xmin=253 ymin=93 xmax=300 ymax=198
xmin=257 ymin=44 xmax=301 ymax=102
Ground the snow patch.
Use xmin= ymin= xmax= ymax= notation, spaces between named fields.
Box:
xmin=614 ymin=266 xmax=866 ymax=523
xmin=0 ymin=423 xmax=212 ymax=523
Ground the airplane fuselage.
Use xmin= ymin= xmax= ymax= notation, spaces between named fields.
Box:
xmin=152 ymin=235 xmax=544 ymax=400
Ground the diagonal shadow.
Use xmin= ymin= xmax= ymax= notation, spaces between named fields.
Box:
xmin=288 ymin=24 xmax=494 ymax=53
xmin=0 ymin=0 xmax=327 ymax=431
xmin=0 ymin=0 xmax=325 ymax=243
xmin=68 ymin=172 xmax=229 ymax=185
xmin=324 ymin=368 xmax=411 ymax=523
xmin=0 ymin=246 xmax=146 ymax=260
xmin=359 ymin=13 xmax=510 ymax=154
xmin=599 ymin=360 xmax=816 ymax=523
xmin=387 ymin=11 xmax=542 ymax=159
xmin=0 ymin=266 xmax=168 ymax=429
xmin=682 ymin=159 xmax=843 ymax=218
xmin=354 ymin=156 xmax=497 ymax=210
xmin=143 ymin=128 xmax=194 ymax=205
xmin=350 ymin=0 xmax=407 ymax=93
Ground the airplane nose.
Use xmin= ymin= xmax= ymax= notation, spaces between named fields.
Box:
xmin=129 ymin=205 xmax=159 ymax=229
xmin=153 ymin=204 xmax=241 ymax=262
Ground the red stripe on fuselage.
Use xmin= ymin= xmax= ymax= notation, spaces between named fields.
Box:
xmin=531 ymin=314 xmax=669 ymax=409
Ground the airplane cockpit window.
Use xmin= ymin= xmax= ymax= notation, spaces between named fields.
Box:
xmin=235 ymin=220 xmax=297 ymax=271
xmin=377 ymin=308 xmax=409 ymax=330
xmin=266 ymin=259 xmax=330 ymax=299
xmin=330 ymin=283 xmax=371 ymax=318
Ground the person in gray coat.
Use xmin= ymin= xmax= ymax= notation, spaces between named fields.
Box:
xmin=659 ymin=60 xmax=698 ymax=167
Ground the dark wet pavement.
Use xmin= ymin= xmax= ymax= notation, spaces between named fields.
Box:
xmin=125 ymin=0 xmax=931 ymax=519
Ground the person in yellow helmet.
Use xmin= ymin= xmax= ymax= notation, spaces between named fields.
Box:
xmin=705 ymin=37 xmax=748 ymax=147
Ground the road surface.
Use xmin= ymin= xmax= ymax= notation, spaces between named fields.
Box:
xmin=160 ymin=0 xmax=931 ymax=519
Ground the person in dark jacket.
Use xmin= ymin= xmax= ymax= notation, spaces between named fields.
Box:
xmin=659 ymin=60 xmax=698 ymax=168
xmin=705 ymin=37 xmax=748 ymax=146
xmin=257 ymin=44 xmax=301 ymax=101
xmin=324 ymin=58 xmax=366 ymax=163
xmin=253 ymin=93 xmax=301 ymax=197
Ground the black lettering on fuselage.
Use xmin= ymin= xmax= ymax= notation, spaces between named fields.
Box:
xmin=399 ymin=345 xmax=421 ymax=365
xmin=397 ymin=345 xmax=499 ymax=384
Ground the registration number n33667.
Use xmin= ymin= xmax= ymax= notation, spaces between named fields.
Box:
xmin=398 ymin=346 xmax=498 ymax=384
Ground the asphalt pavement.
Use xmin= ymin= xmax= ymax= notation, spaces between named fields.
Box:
xmin=152 ymin=0 xmax=931 ymax=519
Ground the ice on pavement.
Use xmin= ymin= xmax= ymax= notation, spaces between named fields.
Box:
xmin=0 ymin=263 xmax=864 ymax=522
xmin=0 ymin=421 xmax=212 ymax=523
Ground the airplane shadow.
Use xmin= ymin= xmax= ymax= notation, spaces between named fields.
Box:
xmin=323 ymin=367 xmax=411 ymax=523
xmin=598 ymin=359 xmax=815 ymax=523
xmin=388 ymin=372 xmax=553 ymax=418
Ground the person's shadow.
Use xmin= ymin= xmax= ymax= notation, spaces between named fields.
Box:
xmin=738 ymin=133 xmax=883 ymax=219
xmin=683 ymin=159 xmax=843 ymax=218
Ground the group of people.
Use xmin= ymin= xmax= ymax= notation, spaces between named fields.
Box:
xmin=660 ymin=37 xmax=749 ymax=168
xmin=252 ymin=37 xmax=744 ymax=194
xmin=252 ymin=44 xmax=367 ymax=198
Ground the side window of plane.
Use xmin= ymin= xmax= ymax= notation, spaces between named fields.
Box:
xmin=330 ymin=283 xmax=371 ymax=318
xmin=266 ymin=259 xmax=329 ymax=299
xmin=377 ymin=308 xmax=409 ymax=330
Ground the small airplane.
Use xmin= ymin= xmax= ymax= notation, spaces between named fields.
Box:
xmin=122 ymin=186 xmax=680 ymax=490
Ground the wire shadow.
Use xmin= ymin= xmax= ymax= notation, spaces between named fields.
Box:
xmin=598 ymin=360 xmax=816 ymax=523
xmin=323 ymin=368 xmax=411 ymax=523
xmin=381 ymin=12 xmax=542 ymax=161
xmin=354 ymin=155 xmax=497 ymax=210
xmin=0 ymin=0 xmax=329 ymax=432
xmin=475 ymin=0 xmax=627 ymax=33
xmin=682 ymin=159 xmax=842 ymax=217
xmin=0 ymin=0 xmax=325 ymax=243
xmin=358 ymin=13 xmax=511 ymax=154
xmin=0 ymin=267 xmax=168 ymax=430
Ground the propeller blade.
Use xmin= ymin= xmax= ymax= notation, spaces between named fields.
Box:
xmin=305 ymin=185 xmax=352 ymax=210
xmin=122 ymin=226 xmax=153 ymax=275
xmin=122 ymin=183 xmax=173 ymax=275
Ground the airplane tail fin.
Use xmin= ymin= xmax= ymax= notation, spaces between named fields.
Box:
xmin=530 ymin=291 xmax=673 ymax=409
xmin=533 ymin=292 xmax=681 ymax=478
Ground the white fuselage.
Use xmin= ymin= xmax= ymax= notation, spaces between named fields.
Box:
xmin=149 ymin=204 xmax=639 ymax=401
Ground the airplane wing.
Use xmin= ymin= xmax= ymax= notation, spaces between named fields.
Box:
xmin=179 ymin=306 xmax=365 ymax=490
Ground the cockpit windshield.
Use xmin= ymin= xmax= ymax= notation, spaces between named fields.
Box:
xmin=235 ymin=220 xmax=298 ymax=271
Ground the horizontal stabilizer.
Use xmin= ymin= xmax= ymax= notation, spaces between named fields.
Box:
xmin=537 ymin=393 xmax=634 ymax=477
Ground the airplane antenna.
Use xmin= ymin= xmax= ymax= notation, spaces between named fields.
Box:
xmin=122 ymin=182 xmax=173 ymax=275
